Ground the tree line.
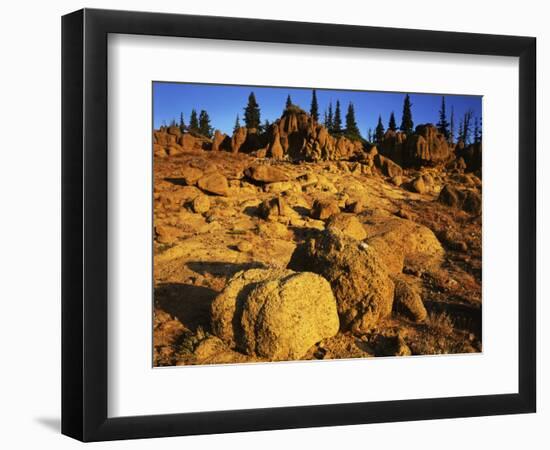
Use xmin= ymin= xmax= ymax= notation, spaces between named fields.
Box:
xmin=165 ymin=91 xmax=481 ymax=146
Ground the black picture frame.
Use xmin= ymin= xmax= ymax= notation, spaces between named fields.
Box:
xmin=61 ymin=8 xmax=536 ymax=442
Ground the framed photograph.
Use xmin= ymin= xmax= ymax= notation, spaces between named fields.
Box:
xmin=62 ymin=8 xmax=536 ymax=441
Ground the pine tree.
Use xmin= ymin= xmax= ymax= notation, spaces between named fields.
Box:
xmin=285 ymin=95 xmax=292 ymax=109
xmin=345 ymin=102 xmax=361 ymax=140
xmin=400 ymin=94 xmax=414 ymax=136
xmin=375 ymin=115 xmax=385 ymax=143
xmin=368 ymin=128 xmax=373 ymax=142
xmin=170 ymin=118 xmax=177 ymax=127
xmin=458 ymin=117 xmax=464 ymax=143
xmin=388 ymin=111 xmax=397 ymax=131
xmin=262 ymin=119 xmax=271 ymax=136
xmin=233 ymin=115 xmax=241 ymax=133
xmin=474 ymin=117 xmax=480 ymax=144
xmin=310 ymin=89 xmax=319 ymax=122
xmin=478 ymin=117 xmax=482 ymax=142
xmin=179 ymin=112 xmax=186 ymax=133
xmin=333 ymin=100 xmax=342 ymax=134
xmin=462 ymin=109 xmax=473 ymax=145
xmin=189 ymin=109 xmax=199 ymax=132
xmin=198 ymin=110 xmax=212 ymax=138
xmin=437 ymin=96 xmax=450 ymax=140
xmin=244 ymin=92 xmax=261 ymax=129
xmin=326 ymin=103 xmax=334 ymax=132
xmin=450 ymin=106 xmax=455 ymax=144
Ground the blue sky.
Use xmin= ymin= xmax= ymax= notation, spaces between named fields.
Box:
xmin=153 ymin=82 xmax=482 ymax=139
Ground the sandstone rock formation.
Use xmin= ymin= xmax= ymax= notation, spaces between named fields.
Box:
xmin=455 ymin=142 xmax=482 ymax=173
xmin=231 ymin=127 xmax=247 ymax=153
xmin=211 ymin=130 xmax=227 ymax=152
xmin=404 ymin=124 xmax=453 ymax=166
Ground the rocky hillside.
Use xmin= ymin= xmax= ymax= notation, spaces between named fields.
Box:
xmin=152 ymin=107 xmax=482 ymax=366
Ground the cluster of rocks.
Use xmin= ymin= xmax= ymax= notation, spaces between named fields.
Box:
xmin=206 ymin=204 xmax=443 ymax=359
xmin=153 ymin=105 xmax=483 ymax=364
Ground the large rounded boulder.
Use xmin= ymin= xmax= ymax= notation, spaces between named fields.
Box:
xmin=240 ymin=272 xmax=339 ymax=360
xmin=211 ymin=269 xmax=339 ymax=360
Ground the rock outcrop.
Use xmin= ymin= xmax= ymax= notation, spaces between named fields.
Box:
xmin=404 ymin=124 xmax=453 ymax=166
xmin=455 ymin=142 xmax=482 ymax=173
xmin=265 ymin=106 xmax=364 ymax=161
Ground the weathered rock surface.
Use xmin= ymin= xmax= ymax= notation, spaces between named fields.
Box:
xmin=375 ymin=154 xmax=403 ymax=178
xmin=404 ymin=124 xmax=453 ymax=166
xmin=326 ymin=213 xmax=367 ymax=241
xmin=438 ymin=184 xmax=482 ymax=215
xmin=363 ymin=216 xmax=444 ymax=274
xmin=192 ymin=194 xmax=210 ymax=214
xmin=294 ymin=229 xmax=395 ymax=332
xmin=231 ymin=127 xmax=247 ymax=153
xmin=211 ymin=268 xmax=339 ymax=359
xmin=258 ymin=196 xmax=293 ymax=221
xmin=245 ymin=164 xmax=290 ymax=183
xmin=240 ymin=271 xmax=339 ymax=360
xmin=197 ymin=173 xmax=230 ymax=196
xmin=311 ymin=199 xmax=340 ymax=220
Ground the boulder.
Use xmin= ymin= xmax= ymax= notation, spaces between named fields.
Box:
xmin=155 ymin=224 xmax=180 ymax=244
xmin=393 ymin=277 xmax=427 ymax=322
xmin=211 ymin=268 xmax=339 ymax=360
xmin=211 ymin=269 xmax=292 ymax=348
xmin=363 ymin=216 xmax=445 ymax=274
xmin=311 ymin=199 xmax=340 ymax=220
xmin=326 ymin=213 xmax=367 ymax=241
xmin=438 ymin=184 xmax=482 ymax=215
xmin=179 ymin=165 xmax=204 ymax=186
xmin=197 ymin=173 xmax=229 ymax=196
xmin=192 ymin=195 xmax=210 ymax=214
xmin=410 ymin=176 xmax=427 ymax=194
xmin=295 ymin=229 xmax=395 ymax=332
xmin=258 ymin=196 xmax=293 ymax=221
xmin=375 ymin=154 xmax=403 ymax=178
xmin=179 ymin=133 xmax=206 ymax=151
xmin=240 ymin=272 xmax=340 ymax=360
xmin=153 ymin=144 xmax=167 ymax=158
xmin=244 ymin=164 xmax=290 ymax=183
